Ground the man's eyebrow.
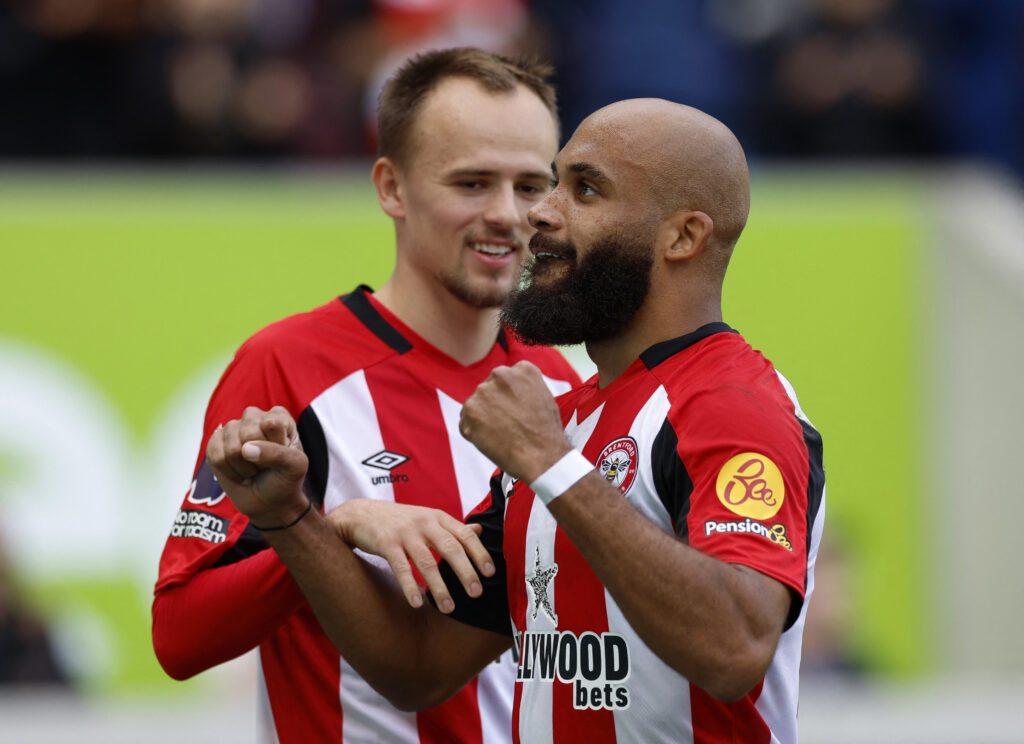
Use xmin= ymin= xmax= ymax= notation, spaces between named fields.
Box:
xmin=447 ymin=168 xmax=552 ymax=180
xmin=447 ymin=168 xmax=495 ymax=178
xmin=552 ymin=162 xmax=608 ymax=182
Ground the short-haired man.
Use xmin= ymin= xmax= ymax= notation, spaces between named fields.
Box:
xmin=152 ymin=47 xmax=580 ymax=743
xmin=208 ymin=98 xmax=826 ymax=743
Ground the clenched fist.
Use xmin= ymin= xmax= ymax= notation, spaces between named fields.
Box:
xmin=206 ymin=405 xmax=310 ymax=528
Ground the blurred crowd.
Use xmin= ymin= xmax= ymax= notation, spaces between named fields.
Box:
xmin=1 ymin=0 xmax=1022 ymax=176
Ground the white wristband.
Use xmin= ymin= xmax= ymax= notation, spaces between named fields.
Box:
xmin=530 ymin=450 xmax=594 ymax=505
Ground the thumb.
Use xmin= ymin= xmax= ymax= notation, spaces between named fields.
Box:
xmin=241 ymin=440 xmax=308 ymax=480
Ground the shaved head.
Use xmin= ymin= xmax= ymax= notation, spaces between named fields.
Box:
xmin=568 ymin=99 xmax=750 ymax=272
xmin=512 ymin=98 xmax=752 ymax=347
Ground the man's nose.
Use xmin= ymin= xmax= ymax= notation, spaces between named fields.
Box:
xmin=483 ymin=184 xmax=520 ymax=229
xmin=527 ymin=191 xmax=563 ymax=232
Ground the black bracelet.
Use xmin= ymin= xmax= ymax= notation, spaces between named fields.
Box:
xmin=250 ymin=501 xmax=312 ymax=532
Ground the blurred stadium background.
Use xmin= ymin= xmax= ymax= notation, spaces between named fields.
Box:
xmin=1 ymin=0 xmax=1022 ymax=741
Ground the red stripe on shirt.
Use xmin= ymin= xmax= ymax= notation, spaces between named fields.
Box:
xmin=511 ymin=682 xmax=524 ymax=744
xmin=364 ymin=361 xmax=484 ymax=742
xmin=689 ymin=679 xmax=770 ymax=743
xmin=417 ymin=678 xmax=483 ymax=744
xmin=262 ymin=606 xmax=343 ymax=743
xmin=364 ymin=362 xmax=464 ymax=519
xmin=551 ymin=528 xmax=617 ymax=743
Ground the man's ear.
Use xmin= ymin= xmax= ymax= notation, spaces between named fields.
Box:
xmin=658 ymin=211 xmax=714 ymax=262
xmin=372 ymin=157 xmax=405 ymax=219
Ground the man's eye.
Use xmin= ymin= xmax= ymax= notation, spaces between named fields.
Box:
xmin=458 ymin=181 xmax=484 ymax=189
xmin=579 ymin=182 xmax=597 ymax=197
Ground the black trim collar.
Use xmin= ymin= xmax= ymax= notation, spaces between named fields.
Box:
xmin=340 ymin=285 xmax=413 ymax=354
xmin=639 ymin=322 xmax=738 ymax=369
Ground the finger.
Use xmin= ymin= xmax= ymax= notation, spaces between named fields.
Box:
xmin=214 ymin=421 xmax=259 ymax=484
xmin=459 ymin=391 xmax=485 ymax=441
xmin=205 ymin=427 xmax=233 ymax=484
xmin=238 ymin=406 xmax=271 ymax=447
xmin=288 ymin=427 xmax=301 ymax=448
xmin=406 ymin=542 xmax=457 ymax=614
xmin=222 ymin=420 xmax=251 ymax=473
xmin=454 ymin=520 xmax=496 ymax=579
xmin=206 ymin=425 xmax=224 ymax=463
xmin=513 ymin=360 xmax=542 ymax=381
xmin=262 ymin=405 xmax=297 ymax=446
xmin=436 ymin=513 xmax=494 ymax=579
xmin=427 ymin=523 xmax=486 ymax=598
xmin=239 ymin=440 xmax=309 ymax=481
xmin=380 ymin=546 xmax=427 ymax=610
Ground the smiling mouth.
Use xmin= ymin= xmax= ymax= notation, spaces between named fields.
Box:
xmin=529 ymin=233 xmax=576 ymax=262
xmin=471 ymin=242 xmax=516 ymax=257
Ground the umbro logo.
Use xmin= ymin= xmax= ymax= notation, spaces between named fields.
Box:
xmin=362 ymin=450 xmax=410 ymax=471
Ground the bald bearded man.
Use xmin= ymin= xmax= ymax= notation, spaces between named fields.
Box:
xmin=207 ymin=99 xmax=826 ymax=743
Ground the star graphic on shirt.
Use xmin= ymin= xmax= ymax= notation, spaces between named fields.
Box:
xmin=525 ymin=545 xmax=559 ymax=627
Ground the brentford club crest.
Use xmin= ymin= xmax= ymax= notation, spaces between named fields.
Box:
xmin=598 ymin=437 xmax=638 ymax=495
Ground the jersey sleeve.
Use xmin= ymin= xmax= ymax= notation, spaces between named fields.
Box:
xmin=152 ymin=547 xmax=305 ymax=679
xmin=666 ymin=377 xmax=824 ymax=627
xmin=152 ymin=322 xmax=328 ymax=676
xmin=435 ymin=472 xmax=512 ymax=636
xmin=156 ymin=332 xmax=299 ymax=592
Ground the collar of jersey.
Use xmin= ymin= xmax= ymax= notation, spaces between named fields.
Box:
xmin=562 ymin=322 xmax=738 ymax=419
xmin=342 ymin=285 xmax=510 ymax=368
xmin=639 ymin=322 xmax=737 ymax=370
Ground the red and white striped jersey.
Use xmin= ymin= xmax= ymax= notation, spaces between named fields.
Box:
xmin=449 ymin=323 xmax=825 ymax=744
xmin=154 ymin=286 xmax=581 ymax=744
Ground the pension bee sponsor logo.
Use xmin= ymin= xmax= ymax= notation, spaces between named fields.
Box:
xmin=598 ymin=436 xmax=638 ymax=495
xmin=704 ymin=518 xmax=793 ymax=551
xmin=715 ymin=452 xmax=785 ymax=520
xmin=515 ymin=629 xmax=631 ymax=711
xmin=170 ymin=509 xmax=229 ymax=543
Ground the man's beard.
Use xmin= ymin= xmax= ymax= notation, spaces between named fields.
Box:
xmin=501 ymin=232 xmax=653 ymax=346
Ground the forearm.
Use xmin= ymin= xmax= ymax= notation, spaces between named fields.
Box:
xmin=548 ymin=472 xmax=789 ymax=700
xmin=258 ymin=507 xmax=508 ymax=710
xmin=152 ymin=549 xmax=304 ymax=680
xmin=203 ymin=408 xmax=509 ymax=708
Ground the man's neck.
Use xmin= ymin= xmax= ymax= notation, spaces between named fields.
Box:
xmin=373 ymin=277 xmax=502 ymax=366
xmin=587 ymin=300 xmax=723 ymax=388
